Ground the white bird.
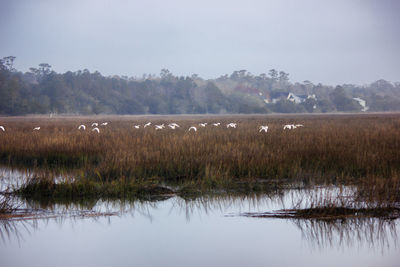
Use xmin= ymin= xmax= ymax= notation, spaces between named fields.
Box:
xmin=155 ymin=124 xmax=165 ymax=130
xmin=199 ymin=123 xmax=207 ymax=127
xmin=101 ymin=122 xmax=108 ymax=126
xmin=259 ymin=125 xmax=269 ymax=133
xmin=92 ymin=127 xmax=100 ymax=133
xmin=33 ymin=127 xmax=40 ymax=131
xmin=169 ymin=123 xmax=180 ymax=128
xmin=283 ymin=124 xmax=296 ymax=130
xmin=133 ymin=125 xmax=140 ymax=129
xmin=0 ymin=126 xmax=5 ymax=131
xmin=188 ymin=126 xmax=197 ymax=132
xmin=78 ymin=124 xmax=86 ymax=130
xmin=144 ymin=122 xmax=151 ymax=128
xmin=168 ymin=124 xmax=177 ymax=129
xmin=212 ymin=123 xmax=221 ymax=126
xmin=295 ymin=124 xmax=304 ymax=127
xmin=92 ymin=122 xmax=98 ymax=127
xmin=226 ymin=123 xmax=237 ymax=128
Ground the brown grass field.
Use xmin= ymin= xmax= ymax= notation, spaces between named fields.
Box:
xmin=0 ymin=113 xmax=399 ymax=204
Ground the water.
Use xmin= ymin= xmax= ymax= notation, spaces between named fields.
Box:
xmin=1 ymin=169 xmax=399 ymax=267
xmin=1 ymin=195 xmax=399 ymax=267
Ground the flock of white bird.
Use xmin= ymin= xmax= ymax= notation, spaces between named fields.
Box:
xmin=0 ymin=125 xmax=42 ymax=131
xmin=81 ymin=122 xmax=110 ymax=133
xmin=0 ymin=122 xmax=304 ymax=134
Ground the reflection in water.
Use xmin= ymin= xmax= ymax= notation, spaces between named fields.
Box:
xmin=0 ymin=168 xmax=33 ymax=192
xmin=1 ymin=194 xmax=399 ymax=253
xmin=294 ymin=218 xmax=398 ymax=252
xmin=0 ymin=218 xmax=38 ymax=245
xmin=173 ymin=194 xmax=281 ymax=221
xmin=0 ymin=209 xmax=115 ymax=246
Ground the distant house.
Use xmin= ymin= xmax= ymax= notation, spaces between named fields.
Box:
xmin=266 ymin=92 xmax=317 ymax=104
xmin=287 ymin=92 xmax=307 ymax=104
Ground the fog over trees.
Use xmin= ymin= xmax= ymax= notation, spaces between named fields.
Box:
xmin=1 ymin=57 xmax=399 ymax=115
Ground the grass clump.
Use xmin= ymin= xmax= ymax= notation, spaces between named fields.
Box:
xmin=242 ymin=207 xmax=400 ymax=221
xmin=0 ymin=195 xmax=15 ymax=215
xmin=0 ymin=194 xmax=20 ymax=220
xmin=16 ymin=177 xmax=175 ymax=201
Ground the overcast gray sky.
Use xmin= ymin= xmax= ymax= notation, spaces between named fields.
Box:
xmin=0 ymin=0 xmax=399 ymax=85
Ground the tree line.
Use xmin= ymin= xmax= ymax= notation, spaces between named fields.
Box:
xmin=1 ymin=56 xmax=399 ymax=115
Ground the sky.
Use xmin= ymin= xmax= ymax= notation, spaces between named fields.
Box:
xmin=0 ymin=0 xmax=399 ymax=85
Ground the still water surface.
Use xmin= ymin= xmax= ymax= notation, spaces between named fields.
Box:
xmin=1 ymin=195 xmax=399 ymax=267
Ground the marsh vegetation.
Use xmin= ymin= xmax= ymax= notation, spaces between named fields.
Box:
xmin=0 ymin=113 xmax=399 ymax=220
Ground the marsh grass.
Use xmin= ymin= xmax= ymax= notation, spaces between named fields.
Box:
xmin=0 ymin=194 xmax=16 ymax=215
xmin=1 ymin=114 xmax=400 ymax=205
xmin=16 ymin=176 xmax=175 ymax=201
xmin=240 ymin=182 xmax=400 ymax=221
xmin=16 ymin=175 xmax=288 ymax=203
xmin=354 ymin=174 xmax=400 ymax=206
xmin=242 ymin=207 xmax=400 ymax=220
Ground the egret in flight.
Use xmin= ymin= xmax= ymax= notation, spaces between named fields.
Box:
xmin=33 ymin=127 xmax=40 ymax=131
xmin=155 ymin=124 xmax=165 ymax=130
xmin=169 ymin=123 xmax=180 ymax=128
xmin=259 ymin=126 xmax=269 ymax=133
xmin=92 ymin=122 xmax=98 ymax=127
xmin=0 ymin=126 xmax=5 ymax=131
xmin=134 ymin=125 xmax=140 ymax=129
xmin=226 ymin=123 xmax=237 ymax=128
xmin=92 ymin=127 xmax=100 ymax=133
xmin=212 ymin=123 xmax=221 ymax=126
xmin=199 ymin=123 xmax=207 ymax=127
xmin=78 ymin=125 xmax=86 ymax=130
xmin=144 ymin=122 xmax=151 ymax=128
xmin=283 ymin=124 xmax=296 ymax=130
xmin=101 ymin=122 xmax=108 ymax=126
xmin=188 ymin=126 xmax=197 ymax=132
